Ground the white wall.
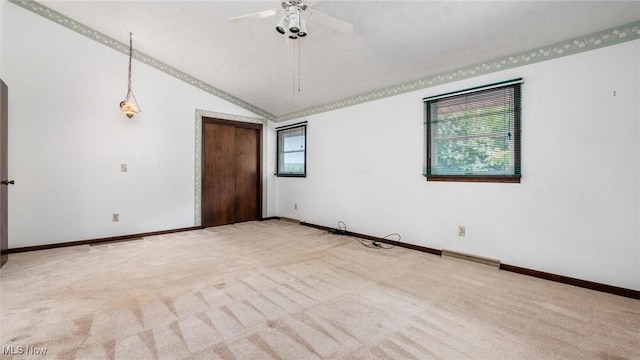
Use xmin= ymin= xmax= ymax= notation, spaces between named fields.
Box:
xmin=5 ymin=3 xmax=270 ymax=247
xmin=275 ymin=40 xmax=640 ymax=291
xmin=1 ymin=0 xmax=5 ymax=78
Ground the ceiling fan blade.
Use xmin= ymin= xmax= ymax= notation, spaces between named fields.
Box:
xmin=305 ymin=0 xmax=324 ymax=7
xmin=307 ymin=10 xmax=354 ymax=34
xmin=229 ymin=9 xmax=278 ymax=23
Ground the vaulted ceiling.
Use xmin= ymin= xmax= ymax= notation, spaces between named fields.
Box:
xmin=31 ymin=1 xmax=640 ymax=120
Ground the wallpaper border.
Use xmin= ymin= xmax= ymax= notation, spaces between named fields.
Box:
xmin=8 ymin=0 xmax=639 ymax=123
xmin=8 ymin=0 xmax=275 ymax=120
xmin=274 ymin=21 xmax=640 ymax=121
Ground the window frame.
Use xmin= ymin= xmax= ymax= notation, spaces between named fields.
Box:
xmin=276 ymin=123 xmax=307 ymax=177
xmin=424 ymin=79 xmax=522 ymax=183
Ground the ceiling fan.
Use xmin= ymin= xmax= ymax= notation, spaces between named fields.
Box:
xmin=229 ymin=0 xmax=354 ymax=40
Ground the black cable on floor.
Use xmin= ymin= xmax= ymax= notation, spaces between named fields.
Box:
xmin=327 ymin=221 xmax=400 ymax=250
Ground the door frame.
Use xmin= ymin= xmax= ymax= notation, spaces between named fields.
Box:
xmin=1 ymin=79 xmax=7 ymax=267
xmin=194 ymin=110 xmax=267 ymax=226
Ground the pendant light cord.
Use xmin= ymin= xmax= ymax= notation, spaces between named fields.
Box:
xmin=127 ymin=32 xmax=133 ymax=96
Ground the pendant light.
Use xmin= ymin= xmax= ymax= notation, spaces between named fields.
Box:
xmin=119 ymin=32 xmax=141 ymax=118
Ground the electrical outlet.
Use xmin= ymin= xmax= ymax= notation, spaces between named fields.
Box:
xmin=294 ymin=203 xmax=298 ymax=210
xmin=113 ymin=213 xmax=119 ymax=222
xmin=121 ymin=164 xmax=128 ymax=172
xmin=458 ymin=226 xmax=466 ymax=237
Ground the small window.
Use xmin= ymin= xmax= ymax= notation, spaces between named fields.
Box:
xmin=424 ymin=79 xmax=522 ymax=183
xmin=276 ymin=124 xmax=306 ymax=177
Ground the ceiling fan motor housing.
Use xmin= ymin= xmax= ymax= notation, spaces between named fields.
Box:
xmin=281 ymin=0 xmax=308 ymax=11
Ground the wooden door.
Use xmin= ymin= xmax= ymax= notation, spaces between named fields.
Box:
xmin=234 ymin=126 xmax=260 ymax=223
xmin=1 ymin=80 xmax=8 ymax=268
xmin=202 ymin=118 xmax=261 ymax=227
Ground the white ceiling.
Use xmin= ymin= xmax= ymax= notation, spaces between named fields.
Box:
xmin=37 ymin=0 xmax=640 ymax=118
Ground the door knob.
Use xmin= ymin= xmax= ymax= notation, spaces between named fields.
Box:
xmin=1 ymin=180 xmax=14 ymax=185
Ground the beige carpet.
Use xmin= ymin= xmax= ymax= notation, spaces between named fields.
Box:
xmin=0 ymin=220 xmax=638 ymax=359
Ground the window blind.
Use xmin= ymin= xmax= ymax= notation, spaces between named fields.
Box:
xmin=424 ymin=79 xmax=522 ymax=180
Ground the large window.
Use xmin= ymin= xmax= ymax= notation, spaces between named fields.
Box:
xmin=276 ymin=123 xmax=306 ymax=177
xmin=424 ymin=79 xmax=522 ymax=183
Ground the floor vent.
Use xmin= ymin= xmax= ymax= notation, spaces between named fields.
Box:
xmin=441 ymin=249 xmax=500 ymax=268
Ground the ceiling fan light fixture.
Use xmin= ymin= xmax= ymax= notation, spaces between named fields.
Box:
xmin=298 ymin=16 xmax=307 ymax=37
xmin=288 ymin=6 xmax=300 ymax=33
xmin=275 ymin=14 xmax=289 ymax=34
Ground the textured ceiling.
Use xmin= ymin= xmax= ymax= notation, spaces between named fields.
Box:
xmin=35 ymin=0 xmax=640 ymax=119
